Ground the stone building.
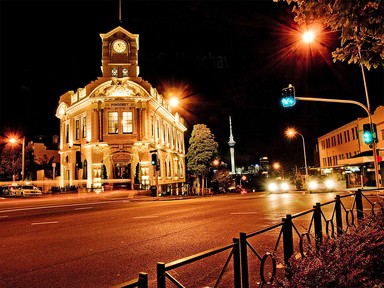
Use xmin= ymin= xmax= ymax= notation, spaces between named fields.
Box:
xmin=55 ymin=26 xmax=187 ymax=194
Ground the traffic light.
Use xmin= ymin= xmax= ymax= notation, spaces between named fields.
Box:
xmin=281 ymin=84 xmax=296 ymax=107
xmin=372 ymin=123 xmax=378 ymax=143
xmin=363 ymin=123 xmax=375 ymax=145
xmin=151 ymin=153 xmax=157 ymax=165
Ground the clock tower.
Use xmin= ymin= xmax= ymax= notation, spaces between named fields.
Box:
xmin=100 ymin=26 xmax=139 ymax=78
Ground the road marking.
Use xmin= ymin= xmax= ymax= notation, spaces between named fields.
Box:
xmin=31 ymin=221 xmax=58 ymax=225
xmin=0 ymin=215 xmax=9 ymax=218
xmin=133 ymin=216 xmax=159 ymax=219
xmin=74 ymin=207 xmax=93 ymax=210
xmin=230 ymin=212 xmax=258 ymax=215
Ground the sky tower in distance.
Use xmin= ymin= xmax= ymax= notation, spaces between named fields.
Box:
xmin=228 ymin=116 xmax=236 ymax=174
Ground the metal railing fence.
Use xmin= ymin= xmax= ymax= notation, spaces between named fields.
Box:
xmin=157 ymin=238 xmax=241 ymax=288
xmin=114 ymin=188 xmax=383 ymax=288
xmin=240 ymin=188 xmax=383 ymax=287
xmin=113 ymin=272 xmax=148 ymax=288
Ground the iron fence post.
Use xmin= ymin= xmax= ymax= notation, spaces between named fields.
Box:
xmin=335 ymin=195 xmax=343 ymax=236
xmin=157 ymin=262 xmax=166 ymax=288
xmin=314 ymin=202 xmax=323 ymax=249
xmin=138 ymin=272 xmax=148 ymax=288
xmin=356 ymin=189 xmax=364 ymax=220
xmin=239 ymin=232 xmax=249 ymax=288
xmin=282 ymin=214 xmax=294 ymax=266
xmin=233 ymin=238 xmax=241 ymax=288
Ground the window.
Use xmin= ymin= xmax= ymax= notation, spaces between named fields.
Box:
xmin=156 ymin=119 xmax=160 ymax=142
xmin=75 ymin=119 xmax=80 ymax=140
xmin=122 ymin=68 xmax=128 ymax=77
xmin=122 ymin=111 xmax=133 ymax=134
xmin=352 ymin=127 xmax=356 ymax=140
xmin=82 ymin=116 xmax=87 ymax=138
xmin=112 ymin=68 xmax=118 ymax=77
xmin=66 ymin=124 xmax=69 ymax=143
xmin=108 ymin=112 xmax=119 ymax=134
xmin=83 ymin=160 xmax=87 ymax=179
xmin=168 ymin=161 xmax=171 ymax=177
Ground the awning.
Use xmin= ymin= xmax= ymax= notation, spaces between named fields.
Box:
xmin=338 ymin=156 xmax=373 ymax=166
xmin=338 ymin=150 xmax=378 ymax=166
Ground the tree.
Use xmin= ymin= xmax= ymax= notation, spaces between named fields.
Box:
xmin=274 ymin=0 xmax=384 ymax=69
xmin=0 ymin=146 xmax=20 ymax=180
xmin=186 ymin=124 xmax=219 ymax=193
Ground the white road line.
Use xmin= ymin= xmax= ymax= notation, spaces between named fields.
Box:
xmin=31 ymin=221 xmax=58 ymax=225
xmin=74 ymin=207 xmax=93 ymax=210
xmin=133 ymin=216 xmax=159 ymax=219
xmin=230 ymin=212 xmax=258 ymax=215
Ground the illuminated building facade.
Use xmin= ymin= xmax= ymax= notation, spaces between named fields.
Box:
xmin=56 ymin=26 xmax=187 ymax=193
xmin=317 ymin=105 xmax=384 ymax=186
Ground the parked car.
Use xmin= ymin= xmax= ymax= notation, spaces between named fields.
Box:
xmin=3 ymin=185 xmax=19 ymax=197
xmin=15 ymin=185 xmax=42 ymax=197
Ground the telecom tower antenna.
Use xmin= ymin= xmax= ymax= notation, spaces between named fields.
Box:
xmin=228 ymin=116 xmax=236 ymax=174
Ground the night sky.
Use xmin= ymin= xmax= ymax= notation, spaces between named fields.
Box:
xmin=1 ymin=0 xmax=383 ymax=171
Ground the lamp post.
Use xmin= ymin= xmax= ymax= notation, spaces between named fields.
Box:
xmin=301 ymin=30 xmax=380 ymax=188
xmin=286 ymin=128 xmax=309 ymax=185
xmin=9 ymin=136 xmax=25 ymax=182
xmin=152 ymin=97 xmax=179 ymax=199
xmin=358 ymin=46 xmax=380 ymax=188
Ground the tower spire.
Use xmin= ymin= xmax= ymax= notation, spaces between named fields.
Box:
xmin=118 ymin=0 xmax=122 ymax=23
xmin=228 ymin=116 xmax=236 ymax=174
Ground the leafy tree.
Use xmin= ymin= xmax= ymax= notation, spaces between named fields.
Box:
xmin=186 ymin=124 xmax=219 ymax=192
xmin=0 ymin=146 xmax=20 ymax=180
xmin=274 ymin=0 xmax=384 ymax=69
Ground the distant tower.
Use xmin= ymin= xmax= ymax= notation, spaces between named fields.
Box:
xmin=228 ymin=116 xmax=236 ymax=174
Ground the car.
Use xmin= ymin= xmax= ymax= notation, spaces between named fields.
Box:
xmin=267 ymin=179 xmax=291 ymax=193
xmin=14 ymin=185 xmax=42 ymax=197
xmin=3 ymin=185 xmax=19 ymax=197
xmin=307 ymin=177 xmax=336 ymax=193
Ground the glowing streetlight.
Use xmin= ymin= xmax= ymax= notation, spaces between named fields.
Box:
xmin=9 ymin=136 xmax=26 ymax=182
xmin=286 ymin=128 xmax=309 ymax=184
xmin=152 ymin=96 xmax=179 ymax=199
xmin=240 ymin=175 xmax=247 ymax=186
xmin=302 ymin=30 xmax=315 ymax=43
xmin=273 ymin=162 xmax=281 ymax=170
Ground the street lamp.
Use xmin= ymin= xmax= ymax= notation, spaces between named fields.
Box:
xmin=300 ymin=30 xmax=380 ymax=188
xmin=285 ymin=128 xmax=309 ymax=185
xmin=9 ymin=136 xmax=25 ymax=182
xmin=152 ymin=96 xmax=179 ymax=199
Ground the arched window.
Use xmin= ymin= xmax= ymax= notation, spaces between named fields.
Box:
xmin=168 ymin=160 xmax=171 ymax=177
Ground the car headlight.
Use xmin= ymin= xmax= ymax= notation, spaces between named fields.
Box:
xmin=268 ymin=182 xmax=278 ymax=192
xmin=325 ymin=179 xmax=335 ymax=189
xmin=308 ymin=180 xmax=318 ymax=190
xmin=280 ymin=182 xmax=289 ymax=191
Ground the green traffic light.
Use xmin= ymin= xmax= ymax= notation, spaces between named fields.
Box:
xmin=363 ymin=131 xmax=373 ymax=144
xmin=281 ymin=85 xmax=296 ymax=107
xmin=363 ymin=123 xmax=374 ymax=145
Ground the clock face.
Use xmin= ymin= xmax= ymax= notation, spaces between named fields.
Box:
xmin=112 ymin=40 xmax=127 ymax=53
